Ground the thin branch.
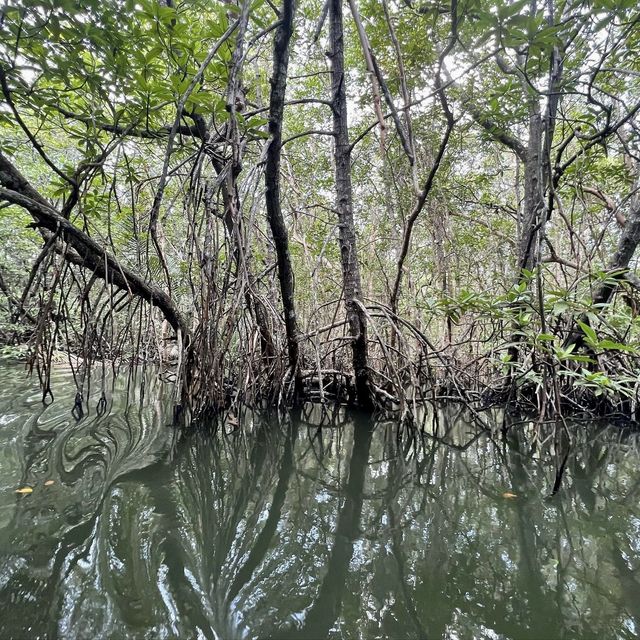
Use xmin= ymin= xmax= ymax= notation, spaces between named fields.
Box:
xmin=0 ymin=153 xmax=188 ymax=336
xmin=281 ymin=129 xmax=336 ymax=147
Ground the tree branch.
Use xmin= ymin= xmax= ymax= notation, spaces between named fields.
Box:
xmin=466 ymin=103 xmax=528 ymax=162
xmin=0 ymin=153 xmax=188 ymax=337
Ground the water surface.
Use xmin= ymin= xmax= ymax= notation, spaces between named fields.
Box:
xmin=0 ymin=363 xmax=639 ymax=639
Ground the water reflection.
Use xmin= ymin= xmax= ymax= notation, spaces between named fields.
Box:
xmin=0 ymin=364 xmax=639 ymax=639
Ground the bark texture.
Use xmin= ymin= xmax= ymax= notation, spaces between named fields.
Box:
xmin=591 ymin=190 xmax=640 ymax=307
xmin=518 ymin=110 xmax=544 ymax=274
xmin=329 ymin=0 xmax=372 ymax=408
xmin=265 ymin=0 xmax=302 ymax=393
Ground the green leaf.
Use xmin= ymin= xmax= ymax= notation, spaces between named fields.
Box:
xmin=498 ymin=0 xmax=530 ymax=20
xmin=599 ymin=339 xmax=634 ymax=352
xmin=578 ymin=321 xmax=597 ymax=345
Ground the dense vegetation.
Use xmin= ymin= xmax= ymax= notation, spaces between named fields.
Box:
xmin=0 ymin=0 xmax=639 ymax=420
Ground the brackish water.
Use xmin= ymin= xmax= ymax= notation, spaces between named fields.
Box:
xmin=0 ymin=364 xmax=639 ymax=639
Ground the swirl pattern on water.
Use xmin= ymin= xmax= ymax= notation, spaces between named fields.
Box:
xmin=0 ymin=364 xmax=176 ymax=638
xmin=1 ymin=362 xmax=640 ymax=639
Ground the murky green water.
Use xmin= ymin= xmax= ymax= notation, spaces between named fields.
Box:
xmin=0 ymin=363 xmax=639 ymax=639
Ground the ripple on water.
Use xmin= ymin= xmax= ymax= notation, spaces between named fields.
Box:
xmin=1 ymin=362 xmax=640 ymax=640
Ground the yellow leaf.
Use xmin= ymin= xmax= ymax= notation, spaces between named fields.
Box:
xmin=44 ymin=480 xmax=55 ymax=486
xmin=502 ymin=491 xmax=518 ymax=499
xmin=15 ymin=487 xmax=33 ymax=495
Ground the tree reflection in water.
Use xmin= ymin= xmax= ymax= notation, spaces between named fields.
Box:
xmin=0 ymin=365 xmax=639 ymax=639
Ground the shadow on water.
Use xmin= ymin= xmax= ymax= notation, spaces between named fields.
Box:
xmin=1 ymin=363 xmax=640 ymax=639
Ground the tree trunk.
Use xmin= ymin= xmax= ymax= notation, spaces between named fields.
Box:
xmin=518 ymin=110 xmax=544 ymax=275
xmin=566 ymin=186 xmax=640 ymax=349
xmin=265 ymin=0 xmax=302 ymax=396
xmin=224 ymin=0 xmax=277 ymax=366
xmin=518 ymin=27 xmax=562 ymax=277
xmin=591 ymin=189 xmax=640 ymax=307
xmin=329 ymin=0 xmax=373 ymax=409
